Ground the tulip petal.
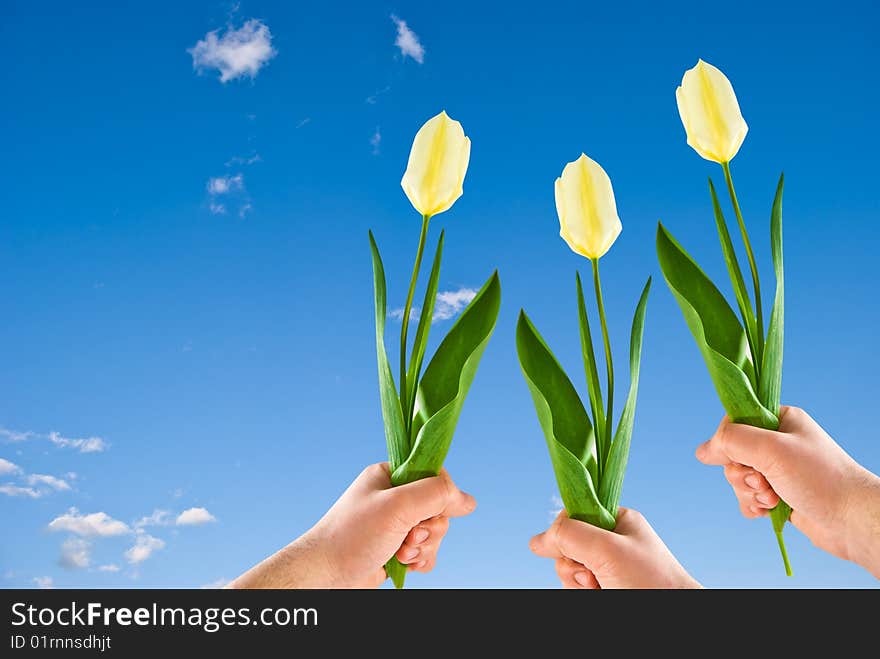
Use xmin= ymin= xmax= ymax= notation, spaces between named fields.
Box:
xmin=676 ymin=60 xmax=748 ymax=163
xmin=556 ymin=154 xmax=622 ymax=259
xmin=401 ymin=111 xmax=471 ymax=217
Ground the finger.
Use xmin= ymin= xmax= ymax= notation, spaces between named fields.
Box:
xmin=404 ymin=525 xmax=431 ymax=547
xmin=739 ymin=498 xmax=766 ymax=519
xmin=395 ymin=543 xmax=422 ymax=564
xmin=552 ymin=515 xmax=621 ymax=568
xmin=384 ymin=472 xmax=476 ymax=529
xmin=411 ymin=556 xmax=435 ymax=573
xmin=530 ymin=530 xmax=563 ymax=559
xmin=696 ymin=417 xmax=787 ymax=474
xmin=554 ymin=558 xmax=598 ymax=589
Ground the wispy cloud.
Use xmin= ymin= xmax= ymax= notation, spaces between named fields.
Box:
xmin=296 ymin=117 xmax=311 ymax=129
xmin=366 ymin=85 xmax=391 ymax=104
xmin=209 ymin=202 xmax=226 ymax=215
xmin=33 ymin=576 xmax=53 ymax=589
xmin=125 ymin=532 xmax=165 ymax=565
xmin=48 ymin=509 xmax=130 ymax=537
xmin=2 ymin=427 xmax=107 ymax=453
xmin=98 ymin=564 xmax=121 ymax=573
xmin=370 ymin=127 xmax=382 ymax=155
xmin=134 ymin=509 xmax=172 ymax=530
xmin=389 ymin=287 xmax=477 ymax=324
xmin=207 ymin=173 xmax=244 ymax=195
xmin=433 ymin=288 xmax=477 ymax=321
xmin=0 ymin=458 xmax=21 ymax=475
xmin=59 ymin=538 xmax=91 ymax=569
xmin=549 ymin=495 xmax=564 ymax=521
xmin=391 ymin=15 xmax=425 ymax=64
xmin=27 ymin=474 xmax=71 ymax=492
xmin=0 ymin=483 xmax=41 ymax=498
xmin=176 ymin=507 xmax=217 ymax=526
xmin=224 ymin=153 xmax=261 ymax=167
xmin=188 ymin=19 xmax=277 ymax=83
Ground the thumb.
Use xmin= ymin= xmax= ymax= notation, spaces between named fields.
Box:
xmin=552 ymin=515 xmax=621 ymax=571
xmin=696 ymin=417 xmax=787 ymax=474
xmin=384 ymin=472 xmax=476 ymax=527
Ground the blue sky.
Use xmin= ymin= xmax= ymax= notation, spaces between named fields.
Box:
xmin=1 ymin=0 xmax=878 ymax=588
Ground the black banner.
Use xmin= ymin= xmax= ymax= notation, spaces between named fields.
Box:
xmin=0 ymin=588 xmax=874 ymax=653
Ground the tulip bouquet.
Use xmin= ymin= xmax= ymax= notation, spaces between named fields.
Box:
xmin=657 ymin=60 xmax=791 ymax=573
xmin=517 ymin=154 xmax=651 ymax=531
xmin=369 ymin=111 xmax=501 ymax=588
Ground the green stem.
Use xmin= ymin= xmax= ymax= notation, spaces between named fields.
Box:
xmin=399 ymin=214 xmax=431 ymax=428
xmin=722 ymin=161 xmax=764 ymax=373
xmin=592 ymin=258 xmax=614 ymax=469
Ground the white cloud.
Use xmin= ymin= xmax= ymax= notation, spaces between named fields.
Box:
xmin=33 ymin=576 xmax=53 ymax=589
xmin=48 ymin=431 xmax=108 ymax=453
xmin=209 ymin=202 xmax=227 ymax=215
xmin=201 ymin=577 xmax=230 ymax=589
xmin=0 ymin=458 xmax=21 ymax=475
xmin=59 ymin=538 xmax=91 ymax=569
xmin=134 ymin=509 xmax=172 ymax=530
xmin=238 ymin=203 xmax=252 ymax=218
xmin=389 ymin=287 xmax=478 ymax=325
xmin=0 ymin=428 xmax=33 ymax=442
xmin=98 ymin=564 xmax=121 ymax=573
xmin=48 ymin=508 xmax=130 ymax=537
xmin=188 ymin=19 xmax=277 ymax=83
xmin=125 ymin=533 xmax=165 ymax=564
xmin=176 ymin=507 xmax=217 ymax=526
xmin=391 ymin=15 xmax=424 ymax=64
xmin=27 ymin=474 xmax=71 ymax=492
xmin=296 ymin=117 xmax=311 ymax=128
xmin=433 ymin=288 xmax=477 ymax=321
xmin=366 ymin=85 xmax=391 ymax=104
xmin=225 ymin=153 xmax=261 ymax=167
xmin=206 ymin=174 xmax=243 ymax=195
xmin=2 ymin=427 xmax=107 ymax=453
xmin=0 ymin=483 xmax=41 ymax=498
xmin=549 ymin=495 xmax=564 ymax=521
xmin=370 ymin=127 xmax=381 ymax=155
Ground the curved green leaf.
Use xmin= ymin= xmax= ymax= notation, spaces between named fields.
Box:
xmin=576 ymin=272 xmax=606 ymax=464
xmin=760 ymin=174 xmax=785 ymax=416
xmin=368 ymin=232 xmax=409 ymax=471
xmin=598 ymin=277 xmax=651 ymax=515
xmin=516 ymin=311 xmax=613 ymax=530
xmin=391 ymin=271 xmax=501 ymax=485
xmin=405 ymin=230 xmax=445 ymax=428
xmin=656 ymin=223 xmax=777 ymax=428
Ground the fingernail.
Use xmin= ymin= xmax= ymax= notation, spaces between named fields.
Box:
xmin=413 ymin=527 xmax=429 ymax=544
xmin=573 ymin=572 xmax=590 ymax=587
xmin=749 ymin=505 xmax=762 ymax=515
xmin=755 ymin=492 xmax=773 ymax=506
xmin=744 ymin=473 xmax=761 ymax=489
xmin=400 ymin=546 xmax=419 ymax=561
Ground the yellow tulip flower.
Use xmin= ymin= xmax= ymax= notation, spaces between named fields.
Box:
xmin=676 ymin=59 xmax=749 ymax=164
xmin=401 ymin=111 xmax=471 ymax=217
xmin=555 ymin=154 xmax=622 ymax=260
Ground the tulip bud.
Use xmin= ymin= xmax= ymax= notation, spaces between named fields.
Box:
xmin=554 ymin=154 xmax=622 ymax=260
xmin=676 ymin=59 xmax=749 ymax=164
xmin=401 ymin=111 xmax=471 ymax=217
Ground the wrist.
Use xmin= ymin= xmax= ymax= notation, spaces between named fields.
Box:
xmin=841 ymin=469 xmax=880 ymax=577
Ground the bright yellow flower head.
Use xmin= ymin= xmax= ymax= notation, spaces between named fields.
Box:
xmin=401 ymin=111 xmax=471 ymax=217
xmin=676 ymin=59 xmax=749 ymax=164
xmin=555 ymin=154 xmax=622 ymax=260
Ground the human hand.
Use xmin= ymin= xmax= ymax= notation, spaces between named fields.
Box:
xmin=529 ymin=508 xmax=700 ymax=589
xmin=229 ymin=463 xmax=476 ymax=589
xmin=696 ymin=406 xmax=880 ymax=574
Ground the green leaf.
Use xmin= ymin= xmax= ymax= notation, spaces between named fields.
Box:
xmin=760 ymin=174 xmax=785 ymax=415
xmin=368 ymin=231 xmax=409 ymax=472
xmin=709 ymin=179 xmax=759 ymax=391
xmin=576 ymin=272 xmax=606 ymax=464
xmin=516 ymin=311 xmax=613 ymax=530
xmin=391 ymin=271 xmax=502 ymax=486
xmin=656 ymin=223 xmax=777 ymax=429
xmin=598 ymin=277 xmax=651 ymax=515
xmin=404 ymin=230 xmax=445 ymax=429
